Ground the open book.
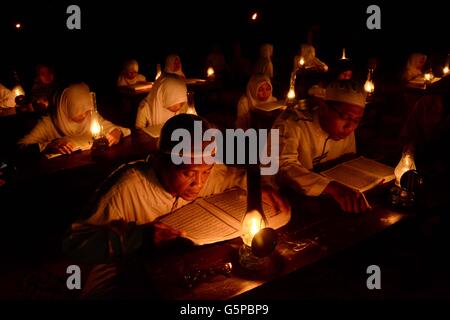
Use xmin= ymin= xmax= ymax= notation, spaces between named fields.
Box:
xmin=320 ymin=156 xmax=395 ymax=192
xmin=45 ymin=136 xmax=93 ymax=159
xmin=141 ymin=124 xmax=163 ymax=138
xmin=159 ymin=188 xmax=291 ymax=245
xmin=253 ymin=100 xmax=287 ymax=112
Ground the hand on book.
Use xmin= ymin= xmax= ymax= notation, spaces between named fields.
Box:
xmin=45 ymin=138 xmax=77 ymax=155
xmin=152 ymin=222 xmax=187 ymax=246
xmin=323 ymin=181 xmax=370 ymax=214
xmin=262 ymin=185 xmax=290 ymax=216
xmin=106 ymin=128 xmax=122 ymax=146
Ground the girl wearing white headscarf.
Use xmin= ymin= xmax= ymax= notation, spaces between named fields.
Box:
xmin=403 ymin=53 xmax=427 ymax=82
xmin=236 ymin=74 xmax=277 ymax=129
xmin=293 ymin=44 xmax=328 ymax=72
xmin=253 ymin=43 xmax=274 ymax=79
xmin=135 ymin=74 xmax=188 ymax=130
xmin=164 ymin=54 xmax=186 ymax=79
xmin=117 ymin=59 xmax=147 ymax=87
xmin=19 ymin=83 xmax=131 ymax=154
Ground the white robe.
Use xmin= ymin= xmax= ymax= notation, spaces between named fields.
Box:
xmin=273 ymin=106 xmax=355 ymax=196
xmin=236 ymin=74 xmax=276 ymax=129
xmin=19 ymin=83 xmax=131 ymax=151
xmin=64 ymin=163 xmax=246 ymax=262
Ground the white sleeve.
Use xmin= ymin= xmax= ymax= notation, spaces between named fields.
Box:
xmin=274 ymin=118 xmax=330 ymax=196
xmin=235 ymin=96 xmax=251 ymax=129
xmin=98 ymin=114 xmax=131 ymax=137
xmin=18 ymin=117 xmax=59 ymax=152
xmin=135 ymin=99 xmax=149 ymax=129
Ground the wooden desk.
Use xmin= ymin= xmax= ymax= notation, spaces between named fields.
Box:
xmin=13 ymin=129 xmax=158 ymax=181
xmin=143 ymin=189 xmax=408 ymax=300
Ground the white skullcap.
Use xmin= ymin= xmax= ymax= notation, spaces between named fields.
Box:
xmin=325 ymin=80 xmax=367 ymax=108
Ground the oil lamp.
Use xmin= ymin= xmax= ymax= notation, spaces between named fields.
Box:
xmin=239 ymin=165 xmax=277 ymax=270
xmin=90 ymin=92 xmax=108 ymax=154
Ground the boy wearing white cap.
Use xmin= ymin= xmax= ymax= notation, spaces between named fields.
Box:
xmin=273 ymin=80 xmax=369 ymax=213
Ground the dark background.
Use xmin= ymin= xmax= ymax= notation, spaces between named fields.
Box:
xmin=1 ymin=0 xmax=449 ymax=92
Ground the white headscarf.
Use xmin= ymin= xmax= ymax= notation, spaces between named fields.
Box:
xmin=246 ymin=74 xmax=276 ymax=107
xmin=254 ymin=44 xmax=274 ymax=78
xmin=404 ymin=53 xmax=427 ymax=81
xmin=54 ymin=83 xmax=93 ymax=136
xmin=124 ymin=59 xmax=139 ymax=73
xmin=164 ymin=54 xmax=185 ymax=78
xmin=141 ymin=75 xmax=187 ymax=127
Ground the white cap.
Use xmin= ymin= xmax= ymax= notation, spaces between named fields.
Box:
xmin=325 ymin=80 xmax=367 ymax=108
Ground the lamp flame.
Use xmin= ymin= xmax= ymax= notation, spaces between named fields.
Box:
xmin=251 ymin=12 xmax=258 ymax=20
xmin=90 ymin=116 xmax=102 ymax=139
xmin=364 ymin=80 xmax=375 ymax=93
xmin=299 ymin=57 xmax=305 ymax=67
xmin=287 ymin=87 xmax=296 ymax=100
xmin=13 ymin=85 xmax=25 ymax=98
xmin=241 ymin=210 xmax=266 ymax=246
xmin=341 ymin=48 xmax=347 ymax=60
xmin=207 ymin=67 xmax=214 ymax=77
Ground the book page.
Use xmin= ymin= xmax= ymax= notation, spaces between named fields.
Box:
xmin=346 ymin=157 xmax=395 ymax=180
xmin=45 ymin=137 xmax=93 ymax=159
xmin=321 ymin=157 xmax=394 ymax=192
xmin=321 ymin=164 xmax=381 ymax=192
xmin=141 ymin=124 xmax=162 ymax=138
xmin=202 ymin=188 xmax=289 ymax=230
xmin=159 ymin=188 xmax=291 ymax=245
xmin=253 ymin=100 xmax=287 ymax=112
xmin=160 ymin=201 xmax=239 ymax=245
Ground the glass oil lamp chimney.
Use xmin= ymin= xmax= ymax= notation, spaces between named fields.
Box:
xmin=155 ymin=63 xmax=162 ymax=81
xmin=364 ymin=68 xmax=375 ymax=95
xmin=12 ymin=71 xmax=26 ymax=106
xmin=186 ymin=91 xmax=197 ymax=115
xmin=207 ymin=66 xmax=215 ymax=79
xmin=90 ymin=92 xmax=108 ymax=154
xmin=239 ymin=165 xmax=277 ymax=271
xmin=390 ymin=146 xmax=422 ymax=209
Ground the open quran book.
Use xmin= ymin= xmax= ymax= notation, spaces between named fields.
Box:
xmin=159 ymin=188 xmax=291 ymax=245
xmin=253 ymin=100 xmax=287 ymax=112
xmin=141 ymin=124 xmax=163 ymax=138
xmin=320 ymin=156 xmax=395 ymax=192
xmin=45 ymin=136 xmax=93 ymax=159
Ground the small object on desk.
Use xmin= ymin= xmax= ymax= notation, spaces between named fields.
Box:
xmin=183 ymin=262 xmax=233 ymax=288
xmin=91 ymin=136 xmax=109 ymax=155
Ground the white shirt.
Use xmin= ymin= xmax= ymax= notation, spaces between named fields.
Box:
xmin=135 ymin=75 xmax=187 ymax=130
xmin=19 ymin=114 xmax=131 ymax=152
xmin=64 ymin=162 xmax=246 ymax=262
xmin=273 ymin=106 xmax=355 ymax=196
